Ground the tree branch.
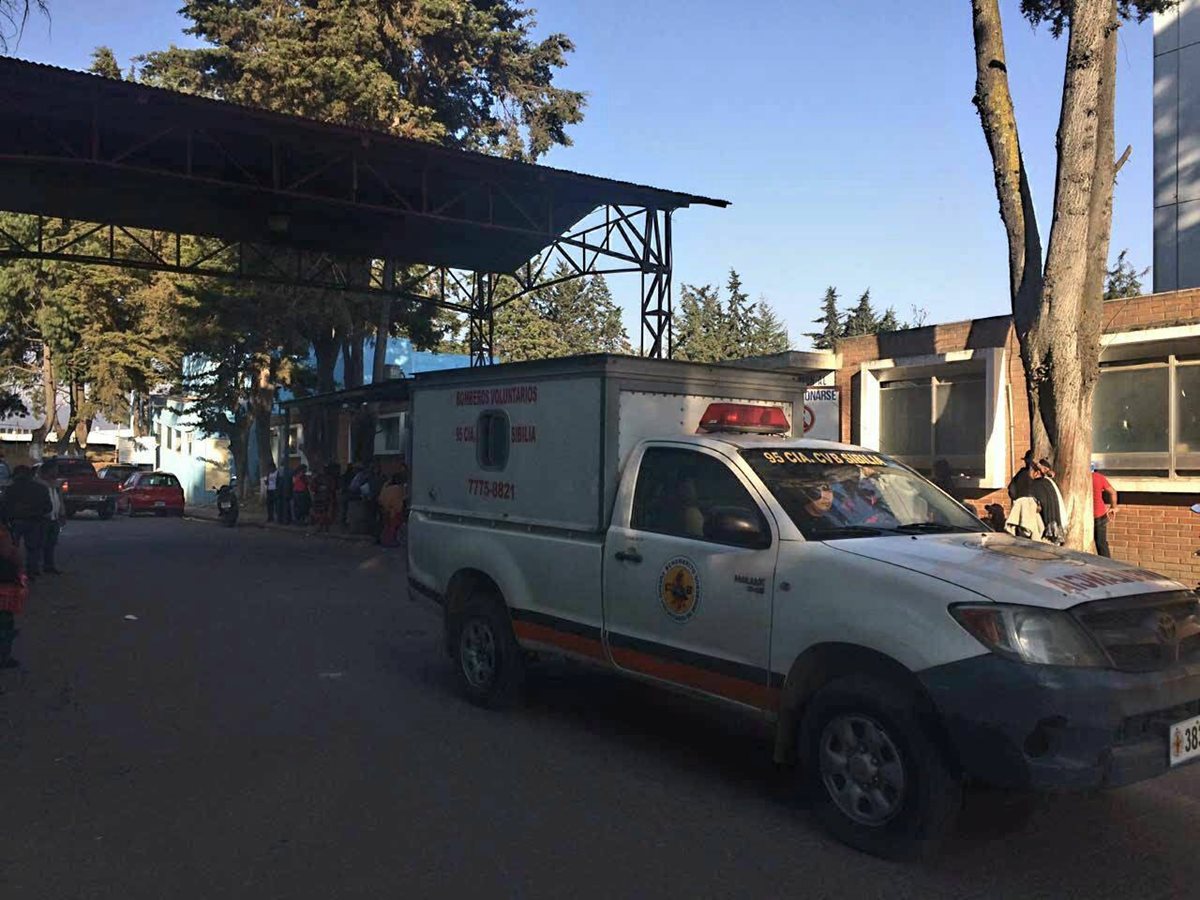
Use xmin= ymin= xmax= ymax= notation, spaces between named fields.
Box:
xmin=971 ymin=0 xmax=1044 ymax=321
xmin=1115 ymin=143 xmax=1132 ymax=175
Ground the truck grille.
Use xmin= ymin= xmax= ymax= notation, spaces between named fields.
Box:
xmin=1072 ymin=591 xmax=1200 ymax=672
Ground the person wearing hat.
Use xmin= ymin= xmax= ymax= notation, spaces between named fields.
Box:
xmin=1007 ymin=449 xmax=1039 ymax=503
xmin=1092 ymin=462 xmax=1118 ymax=558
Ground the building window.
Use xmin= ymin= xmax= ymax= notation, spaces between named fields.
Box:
xmin=1094 ymin=356 xmax=1200 ymax=476
xmin=879 ymin=375 xmax=986 ymax=474
xmin=375 ymin=413 xmax=407 ymax=455
xmin=476 ymin=410 xmax=510 ymax=470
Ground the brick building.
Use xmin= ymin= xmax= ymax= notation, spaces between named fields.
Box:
xmin=814 ymin=288 xmax=1200 ymax=585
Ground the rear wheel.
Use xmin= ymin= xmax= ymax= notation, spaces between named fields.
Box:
xmin=97 ymin=500 xmax=116 ymax=520
xmin=452 ymin=590 xmax=524 ymax=708
xmin=798 ymin=675 xmax=961 ymax=860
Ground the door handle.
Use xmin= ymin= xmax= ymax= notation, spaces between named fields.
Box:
xmin=614 ymin=548 xmax=643 ymax=564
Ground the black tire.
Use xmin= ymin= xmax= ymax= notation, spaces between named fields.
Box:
xmin=97 ymin=500 xmax=116 ymax=521
xmin=451 ymin=590 xmax=524 ymax=709
xmin=798 ymin=674 xmax=962 ymax=861
xmin=64 ymin=507 xmax=77 ymax=519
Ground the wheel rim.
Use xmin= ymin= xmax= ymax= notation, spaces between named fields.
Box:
xmin=459 ymin=618 xmax=498 ymax=689
xmin=819 ymin=713 xmax=907 ymax=827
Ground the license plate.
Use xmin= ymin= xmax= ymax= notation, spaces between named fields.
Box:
xmin=154 ymin=501 xmax=166 ymax=507
xmin=1170 ymin=714 xmax=1200 ymax=766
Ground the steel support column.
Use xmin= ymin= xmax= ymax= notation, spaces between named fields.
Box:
xmin=468 ymin=272 xmax=495 ymax=367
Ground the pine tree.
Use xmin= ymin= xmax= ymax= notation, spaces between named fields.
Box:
xmin=877 ymin=307 xmax=902 ymax=333
xmin=1104 ymin=249 xmax=1148 ymax=300
xmin=749 ymin=299 xmax=790 ymax=355
xmin=723 ymin=268 xmax=755 ymax=358
xmin=805 ymin=287 xmax=842 ymax=350
xmin=842 ymin=289 xmax=880 ymax=338
xmin=89 ymin=46 xmax=123 ymax=79
xmin=674 ymin=284 xmax=728 ymax=362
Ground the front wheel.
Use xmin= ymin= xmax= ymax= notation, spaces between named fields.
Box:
xmin=452 ymin=592 xmax=524 ymax=708
xmin=798 ymin=675 xmax=962 ymax=860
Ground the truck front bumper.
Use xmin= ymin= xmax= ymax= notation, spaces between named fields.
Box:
xmin=919 ymin=655 xmax=1200 ymax=791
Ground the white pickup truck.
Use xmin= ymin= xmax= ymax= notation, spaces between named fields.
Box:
xmin=407 ymin=354 xmax=1200 ymax=858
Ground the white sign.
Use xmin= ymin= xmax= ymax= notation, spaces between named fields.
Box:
xmin=802 ymin=388 xmax=840 ymax=441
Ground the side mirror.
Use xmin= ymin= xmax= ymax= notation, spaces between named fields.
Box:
xmin=705 ymin=507 xmax=770 ymax=549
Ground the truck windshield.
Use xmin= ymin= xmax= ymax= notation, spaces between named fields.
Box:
xmin=741 ymin=448 xmax=986 ymax=540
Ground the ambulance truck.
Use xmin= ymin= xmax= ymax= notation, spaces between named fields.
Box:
xmin=407 ymin=354 xmax=1200 ymax=858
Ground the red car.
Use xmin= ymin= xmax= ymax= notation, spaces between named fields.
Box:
xmin=117 ymin=471 xmax=186 ymax=517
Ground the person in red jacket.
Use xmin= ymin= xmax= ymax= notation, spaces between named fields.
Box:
xmin=291 ymin=464 xmax=311 ymax=525
xmin=0 ymin=520 xmax=27 ymax=669
xmin=1092 ymin=463 xmax=1118 ymax=558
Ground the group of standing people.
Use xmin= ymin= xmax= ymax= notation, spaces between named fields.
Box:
xmin=1003 ymin=451 xmax=1117 ymax=556
xmin=0 ymin=458 xmax=69 ymax=670
xmin=264 ymin=458 xmax=408 ymax=545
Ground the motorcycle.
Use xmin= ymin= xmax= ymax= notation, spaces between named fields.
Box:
xmin=216 ymin=483 xmax=239 ymax=527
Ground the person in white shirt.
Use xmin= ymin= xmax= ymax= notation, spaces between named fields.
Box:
xmin=36 ymin=462 xmax=66 ymax=575
xmin=265 ymin=465 xmax=278 ymax=523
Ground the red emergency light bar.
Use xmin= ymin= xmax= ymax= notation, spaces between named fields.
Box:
xmin=697 ymin=403 xmax=790 ymax=434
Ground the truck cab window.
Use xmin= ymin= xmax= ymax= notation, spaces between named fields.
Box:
xmin=476 ymin=410 xmax=510 ymax=470
xmin=631 ymin=448 xmax=768 ymax=547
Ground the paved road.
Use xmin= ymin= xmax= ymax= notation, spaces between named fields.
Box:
xmin=3 ymin=517 xmax=1200 ymax=899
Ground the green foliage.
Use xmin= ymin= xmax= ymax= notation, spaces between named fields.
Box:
xmin=1019 ymin=1 xmax=1175 ymax=38
xmin=136 ymin=0 xmax=585 ymax=162
xmin=805 ymin=287 xmax=842 ymax=351
xmin=841 ymin=289 xmax=880 ymax=338
xmin=0 ymin=214 xmax=185 ymax=440
xmin=493 ymin=263 xmax=631 ymax=361
xmin=674 ymin=284 xmax=728 ymax=363
xmin=803 ymin=286 xmax=924 ymax=348
xmin=877 ymin=307 xmax=902 ymax=333
xmin=675 ymin=270 xmax=790 ymax=362
xmin=1104 ymin=249 xmax=1148 ymax=300
xmin=749 ymin=298 xmax=790 ymax=355
xmin=89 ymin=46 xmax=123 ymax=79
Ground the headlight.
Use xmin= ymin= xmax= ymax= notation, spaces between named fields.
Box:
xmin=950 ymin=603 xmax=1109 ymax=668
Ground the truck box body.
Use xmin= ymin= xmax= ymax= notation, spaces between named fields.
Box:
xmin=409 ymin=354 xmax=810 ymax=534
xmin=408 ymin=356 xmax=809 ymax=633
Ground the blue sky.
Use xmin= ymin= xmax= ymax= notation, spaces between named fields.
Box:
xmin=7 ymin=1 xmax=1158 ymax=348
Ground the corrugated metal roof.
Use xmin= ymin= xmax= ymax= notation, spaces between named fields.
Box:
xmin=0 ymin=56 xmax=728 ymax=210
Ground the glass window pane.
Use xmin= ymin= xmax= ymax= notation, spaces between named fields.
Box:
xmin=933 ymin=377 xmax=986 ymax=458
xmin=880 ymin=380 xmax=931 ymax=457
xmin=379 ymin=417 xmax=400 ymax=452
xmin=631 ymin=448 xmax=765 ymax=544
xmin=1176 ymin=365 xmax=1200 ymax=461
xmin=475 ymin=410 xmax=509 ymax=470
xmin=1093 ymin=367 xmax=1168 ymax=453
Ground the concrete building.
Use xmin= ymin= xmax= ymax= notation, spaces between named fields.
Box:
xmin=1155 ymin=1 xmax=1200 ymax=290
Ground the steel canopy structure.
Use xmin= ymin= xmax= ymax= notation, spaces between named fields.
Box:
xmin=0 ymin=56 xmax=727 ymax=364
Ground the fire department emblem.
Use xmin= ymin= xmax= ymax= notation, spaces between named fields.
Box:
xmin=659 ymin=557 xmax=700 ymax=622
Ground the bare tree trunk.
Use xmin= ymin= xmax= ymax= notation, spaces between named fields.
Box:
xmin=229 ymin=418 xmax=251 ymax=501
xmin=313 ymin=331 xmax=339 ymax=394
xmin=30 ymin=340 xmax=56 ymax=461
xmin=972 ymin=0 xmax=1120 ymax=550
xmin=373 ymin=297 xmax=393 ymax=384
xmin=251 ymin=360 xmax=277 ymax=476
xmin=344 ymin=325 xmax=365 ymax=388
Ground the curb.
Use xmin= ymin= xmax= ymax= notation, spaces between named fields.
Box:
xmin=183 ymin=511 xmax=377 ymax=544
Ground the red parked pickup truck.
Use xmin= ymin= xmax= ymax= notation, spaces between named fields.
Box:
xmin=35 ymin=457 xmax=119 ymax=519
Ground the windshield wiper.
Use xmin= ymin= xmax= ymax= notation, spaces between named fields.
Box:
xmin=894 ymin=522 xmax=979 ymax=534
xmin=808 ymin=524 xmax=889 ymax=539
